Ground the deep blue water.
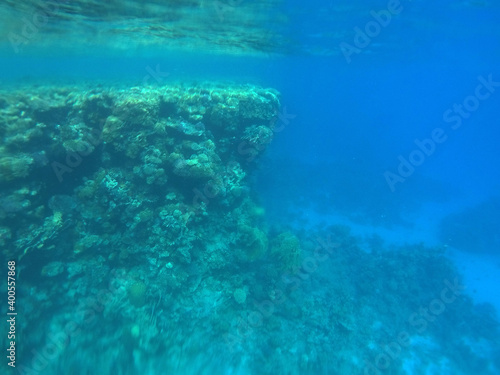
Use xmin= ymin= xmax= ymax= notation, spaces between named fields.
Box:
xmin=1 ymin=0 xmax=500 ymax=374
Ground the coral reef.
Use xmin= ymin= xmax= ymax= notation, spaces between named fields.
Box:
xmin=270 ymin=231 xmax=301 ymax=272
xmin=0 ymin=82 xmax=280 ymax=264
xmin=3 ymin=82 xmax=498 ymax=375
xmin=128 ymin=281 xmax=147 ymax=307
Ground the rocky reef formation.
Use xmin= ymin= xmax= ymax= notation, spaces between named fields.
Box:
xmin=0 ymin=82 xmax=282 ymax=265
xmin=0 ymin=82 xmax=291 ymax=371
xmin=2 ymin=82 xmax=498 ymax=375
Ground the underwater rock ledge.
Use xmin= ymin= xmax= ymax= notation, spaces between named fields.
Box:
xmin=2 ymin=82 xmax=499 ymax=375
xmin=0 ymin=82 xmax=281 ymax=264
xmin=1 ymin=81 xmax=301 ymax=373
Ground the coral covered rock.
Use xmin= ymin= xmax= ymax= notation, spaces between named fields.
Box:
xmin=270 ymin=231 xmax=301 ymax=272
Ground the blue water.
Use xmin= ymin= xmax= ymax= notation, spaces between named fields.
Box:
xmin=1 ymin=0 xmax=500 ymax=374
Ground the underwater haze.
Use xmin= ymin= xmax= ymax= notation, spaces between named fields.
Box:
xmin=1 ymin=0 xmax=500 ymax=374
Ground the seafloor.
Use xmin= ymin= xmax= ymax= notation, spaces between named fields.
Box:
xmin=1 ymin=82 xmax=499 ymax=374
